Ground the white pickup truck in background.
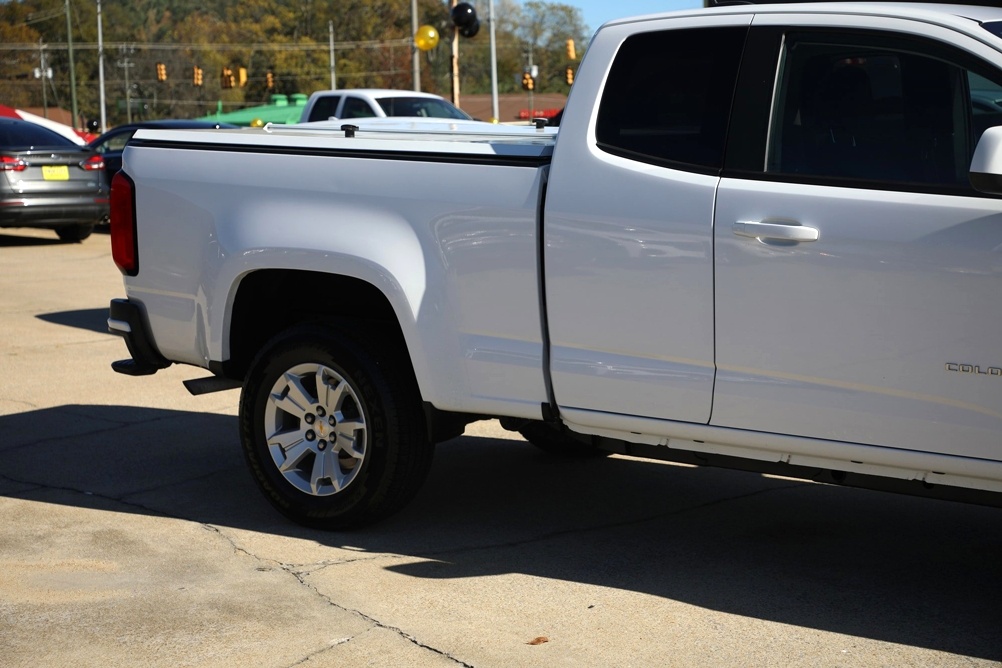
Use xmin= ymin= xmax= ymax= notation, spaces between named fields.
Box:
xmin=298 ymin=88 xmax=474 ymax=123
xmin=109 ymin=1 xmax=1002 ymax=528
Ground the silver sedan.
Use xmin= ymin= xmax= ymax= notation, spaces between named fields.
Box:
xmin=0 ymin=118 xmax=108 ymax=242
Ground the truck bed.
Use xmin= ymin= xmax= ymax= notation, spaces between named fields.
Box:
xmin=121 ymin=121 xmax=555 ymax=419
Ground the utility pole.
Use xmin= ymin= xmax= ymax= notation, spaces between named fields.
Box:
xmin=97 ymin=0 xmax=107 ymax=133
xmin=36 ymin=40 xmax=50 ymax=118
xmin=117 ymin=45 xmax=135 ymax=123
xmin=488 ymin=0 xmax=498 ymax=122
xmin=451 ymin=0 xmax=460 ymax=106
xmin=328 ymin=21 xmax=337 ymax=90
xmin=65 ymin=0 xmax=78 ymax=129
xmin=410 ymin=0 xmax=420 ymax=91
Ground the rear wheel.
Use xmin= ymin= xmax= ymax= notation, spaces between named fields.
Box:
xmin=55 ymin=223 xmax=94 ymax=242
xmin=239 ymin=323 xmax=432 ymax=529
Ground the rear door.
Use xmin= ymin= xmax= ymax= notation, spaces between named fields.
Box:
xmin=544 ymin=17 xmax=749 ymax=424
xmin=713 ymin=16 xmax=1002 ymax=461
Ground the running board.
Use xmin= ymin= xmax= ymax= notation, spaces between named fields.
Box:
xmin=183 ymin=376 xmax=242 ymax=396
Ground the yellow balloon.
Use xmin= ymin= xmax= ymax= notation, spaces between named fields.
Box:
xmin=415 ymin=25 xmax=440 ymax=52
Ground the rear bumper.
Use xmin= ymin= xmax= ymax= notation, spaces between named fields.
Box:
xmin=0 ymin=195 xmax=109 ymax=227
xmin=107 ymin=298 xmax=172 ymax=376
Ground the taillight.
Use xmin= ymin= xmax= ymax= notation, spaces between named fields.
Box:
xmin=80 ymin=154 xmax=104 ymax=171
xmin=110 ymin=171 xmax=138 ymax=275
xmin=0 ymin=156 xmax=27 ymax=172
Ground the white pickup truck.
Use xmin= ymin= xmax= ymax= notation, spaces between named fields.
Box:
xmin=109 ymin=1 xmax=1002 ymax=528
xmin=298 ymin=88 xmax=474 ymax=123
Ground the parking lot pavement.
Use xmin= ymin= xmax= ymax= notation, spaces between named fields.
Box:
xmin=1 ymin=228 xmax=1001 ymax=668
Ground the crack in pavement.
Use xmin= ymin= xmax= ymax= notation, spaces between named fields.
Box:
xmin=280 ymin=569 xmax=476 ymax=668
xmin=1 ymin=469 xmax=474 ymax=666
xmin=193 ymin=524 xmax=474 ymax=666
xmin=0 ymin=418 xmax=807 ymax=668
xmin=263 ymin=484 xmax=810 ymax=668
xmin=2 ymin=470 xmax=199 ymax=523
xmin=0 ymin=398 xmax=40 ymax=412
xmin=284 ymin=634 xmax=355 ymax=667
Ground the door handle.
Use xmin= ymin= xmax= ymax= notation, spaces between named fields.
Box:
xmin=733 ymin=221 xmax=819 ymax=242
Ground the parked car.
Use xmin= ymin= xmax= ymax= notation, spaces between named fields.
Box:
xmin=300 ymin=89 xmax=474 ymax=123
xmin=0 ymin=118 xmax=107 ymax=242
xmin=88 ymin=120 xmax=238 ymax=184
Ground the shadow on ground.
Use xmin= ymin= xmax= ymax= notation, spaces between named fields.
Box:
xmin=37 ymin=308 xmax=111 ymax=335
xmin=0 ymin=232 xmax=65 ymax=247
xmin=1 ymin=404 xmax=999 ymax=660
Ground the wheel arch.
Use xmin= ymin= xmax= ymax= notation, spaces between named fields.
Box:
xmin=223 ymin=269 xmax=414 ymax=385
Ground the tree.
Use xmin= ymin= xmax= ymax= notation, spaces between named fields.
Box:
xmin=0 ymin=0 xmax=586 ymax=124
xmin=513 ymin=0 xmax=587 ymax=93
xmin=0 ymin=10 xmax=42 ymax=109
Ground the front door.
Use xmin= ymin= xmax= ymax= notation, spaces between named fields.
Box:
xmin=712 ymin=26 xmax=1002 ymax=461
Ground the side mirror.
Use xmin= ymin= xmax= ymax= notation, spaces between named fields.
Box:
xmin=970 ymin=125 xmax=1002 ymax=195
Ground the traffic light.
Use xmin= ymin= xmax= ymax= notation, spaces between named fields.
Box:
xmin=451 ymin=2 xmax=480 ymax=38
xmin=192 ymin=66 xmax=203 ymax=86
xmin=221 ymin=67 xmax=235 ymax=89
xmin=566 ymin=39 xmax=576 ymax=60
xmin=565 ymin=67 xmax=574 ymax=85
xmin=238 ymin=67 xmax=248 ymax=87
xmin=265 ymin=71 xmax=274 ymax=89
xmin=155 ymin=62 xmax=167 ymax=82
xmin=521 ymin=71 xmax=535 ymax=91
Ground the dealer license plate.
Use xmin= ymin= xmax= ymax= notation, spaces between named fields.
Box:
xmin=42 ymin=165 xmax=69 ymax=181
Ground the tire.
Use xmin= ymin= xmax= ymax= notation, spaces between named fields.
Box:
xmin=518 ymin=421 xmax=610 ymax=457
xmin=239 ymin=323 xmax=432 ymax=529
xmin=55 ymin=223 xmax=94 ymax=242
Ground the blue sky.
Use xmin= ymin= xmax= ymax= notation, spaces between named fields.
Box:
xmin=572 ymin=1 xmax=702 ymax=34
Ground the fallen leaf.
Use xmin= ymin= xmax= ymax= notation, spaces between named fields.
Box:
xmin=527 ymin=636 xmax=549 ymax=646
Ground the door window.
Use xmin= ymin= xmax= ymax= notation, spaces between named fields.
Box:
xmin=767 ymin=32 xmax=1002 ymax=191
xmin=340 ymin=98 xmax=378 ymax=119
xmin=595 ymin=27 xmax=747 ymax=173
xmin=307 ymin=95 xmax=341 ymax=122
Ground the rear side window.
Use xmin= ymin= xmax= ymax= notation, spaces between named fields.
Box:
xmin=307 ymin=95 xmax=342 ymax=122
xmin=596 ymin=27 xmax=747 ymax=172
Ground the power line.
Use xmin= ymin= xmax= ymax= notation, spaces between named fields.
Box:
xmin=0 ymin=39 xmax=414 ymax=52
xmin=22 ymin=8 xmax=65 ymax=25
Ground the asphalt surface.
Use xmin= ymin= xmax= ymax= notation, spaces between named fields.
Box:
xmin=1 ymin=227 xmax=1000 ymax=667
